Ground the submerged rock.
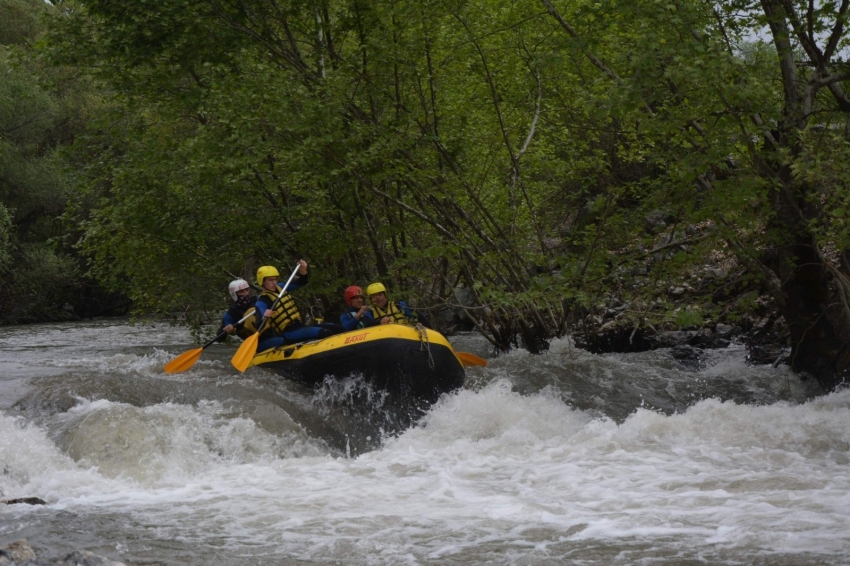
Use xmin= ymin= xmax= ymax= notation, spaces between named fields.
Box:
xmin=0 ymin=540 xmax=36 ymax=565
xmin=32 ymin=550 xmax=127 ymax=566
xmin=669 ymin=344 xmax=702 ymax=369
xmin=0 ymin=540 xmax=126 ymax=566
xmin=1 ymin=498 xmax=46 ymax=506
xmin=747 ymin=344 xmax=788 ymax=366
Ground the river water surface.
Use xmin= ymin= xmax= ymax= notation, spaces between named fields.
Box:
xmin=0 ymin=319 xmax=848 ymax=565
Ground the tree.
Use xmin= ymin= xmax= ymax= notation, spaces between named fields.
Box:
xmin=48 ymin=0 xmax=572 ymax=348
xmin=539 ymin=0 xmax=850 ymax=389
xmin=0 ymin=0 xmax=126 ymax=323
xmin=0 ymin=0 xmax=78 ymax=322
xmin=46 ymin=0 xmax=850 ymax=390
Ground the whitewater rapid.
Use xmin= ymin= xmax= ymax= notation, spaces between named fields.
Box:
xmin=1 ymin=320 xmax=847 ymax=564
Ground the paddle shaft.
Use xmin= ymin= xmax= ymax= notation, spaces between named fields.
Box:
xmin=202 ymin=309 xmax=256 ymax=349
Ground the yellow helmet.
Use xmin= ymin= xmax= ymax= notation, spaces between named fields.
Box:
xmin=366 ymin=282 xmax=386 ymax=296
xmin=256 ymin=265 xmax=280 ymax=286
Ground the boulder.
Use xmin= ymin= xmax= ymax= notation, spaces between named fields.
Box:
xmin=714 ymin=323 xmax=733 ymax=337
xmin=434 ymin=287 xmax=478 ymax=332
xmin=645 ymin=209 xmax=675 ymax=234
xmin=652 ymin=331 xmax=696 ymax=347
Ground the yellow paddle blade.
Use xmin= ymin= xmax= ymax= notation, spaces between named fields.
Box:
xmin=456 ymin=351 xmax=487 ymax=367
xmin=163 ymin=348 xmax=204 ymax=374
xmin=231 ymin=332 xmax=260 ymax=372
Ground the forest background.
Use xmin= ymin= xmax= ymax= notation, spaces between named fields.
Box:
xmin=2 ymin=0 xmax=850 ymax=391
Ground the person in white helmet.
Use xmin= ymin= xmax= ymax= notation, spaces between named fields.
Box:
xmin=216 ymin=278 xmax=258 ymax=341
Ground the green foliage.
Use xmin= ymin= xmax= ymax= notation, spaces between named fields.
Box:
xmin=0 ymin=0 xmax=122 ymax=323
xmin=0 ymin=242 xmax=82 ymax=324
xmin=34 ymin=0 xmax=850 ymax=353
xmin=0 ymin=0 xmax=44 ymax=46
xmin=671 ymin=307 xmax=703 ymax=329
xmin=0 ymin=51 xmax=65 ymax=231
xmin=0 ymin=202 xmax=12 ymax=273
xmin=790 ymin=127 xmax=850 ymax=253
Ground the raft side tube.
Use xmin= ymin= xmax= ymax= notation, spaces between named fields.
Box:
xmin=248 ymin=325 xmax=465 ymax=402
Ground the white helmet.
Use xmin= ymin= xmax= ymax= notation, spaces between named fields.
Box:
xmin=228 ymin=278 xmax=250 ymax=301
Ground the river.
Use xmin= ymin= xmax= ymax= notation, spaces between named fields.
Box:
xmin=0 ymin=319 xmax=848 ymax=565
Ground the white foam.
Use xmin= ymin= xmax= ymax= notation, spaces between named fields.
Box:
xmin=4 ymin=382 xmax=846 ymax=562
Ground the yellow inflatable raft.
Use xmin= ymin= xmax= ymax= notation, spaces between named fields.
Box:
xmin=249 ymin=324 xmax=466 ymax=402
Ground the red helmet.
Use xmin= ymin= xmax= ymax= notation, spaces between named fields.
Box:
xmin=344 ymin=285 xmax=365 ymax=306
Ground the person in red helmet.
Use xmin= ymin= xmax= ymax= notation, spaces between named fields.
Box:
xmin=339 ymin=285 xmax=376 ymax=331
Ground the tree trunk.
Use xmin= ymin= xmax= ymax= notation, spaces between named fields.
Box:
xmin=768 ymin=231 xmax=850 ymax=389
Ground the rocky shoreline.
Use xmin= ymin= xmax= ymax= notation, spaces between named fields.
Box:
xmin=568 ymin=289 xmax=791 ymax=372
xmin=556 ymin=219 xmax=794 ymax=373
xmin=436 ymin=251 xmax=793 ymax=373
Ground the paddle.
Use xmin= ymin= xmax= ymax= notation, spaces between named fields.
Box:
xmin=163 ymin=310 xmax=256 ymax=374
xmin=456 ymin=351 xmax=487 ymax=367
xmin=231 ymin=263 xmax=301 ymax=372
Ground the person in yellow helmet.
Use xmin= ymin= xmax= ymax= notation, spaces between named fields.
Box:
xmin=254 ymin=260 xmax=344 ymax=351
xmin=366 ymin=282 xmax=431 ymax=328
